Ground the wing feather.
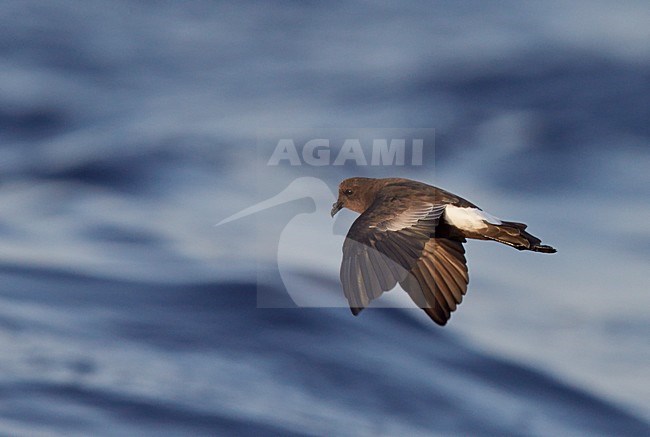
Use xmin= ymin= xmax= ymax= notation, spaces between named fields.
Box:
xmin=340 ymin=198 xmax=444 ymax=314
xmin=339 ymin=193 xmax=470 ymax=326
xmin=398 ymin=238 xmax=469 ymax=325
xmin=403 ymin=267 xmax=449 ymax=325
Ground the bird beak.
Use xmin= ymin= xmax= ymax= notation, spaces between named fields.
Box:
xmin=331 ymin=201 xmax=343 ymax=217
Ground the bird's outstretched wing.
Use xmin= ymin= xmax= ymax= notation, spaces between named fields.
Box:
xmin=340 ymin=196 xmax=439 ymax=306
xmin=398 ymin=238 xmax=468 ymax=325
xmin=340 ymin=195 xmax=469 ymax=325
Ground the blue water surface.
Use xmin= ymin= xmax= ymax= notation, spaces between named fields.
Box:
xmin=1 ymin=1 xmax=649 ymax=435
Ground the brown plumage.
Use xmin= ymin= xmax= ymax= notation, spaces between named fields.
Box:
xmin=331 ymin=177 xmax=556 ymax=326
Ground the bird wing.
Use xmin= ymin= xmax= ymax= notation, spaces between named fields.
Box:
xmin=398 ymin=238 xmax=469 ymax=325
xmin=340 ymin=197 xmax=447 ymax=314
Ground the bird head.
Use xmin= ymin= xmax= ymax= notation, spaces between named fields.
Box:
xmin=331 ymin=177 xmax=382 ymax=217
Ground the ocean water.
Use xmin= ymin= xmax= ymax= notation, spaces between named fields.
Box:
xmin=1 ymin=1 xmax=649 ymax=435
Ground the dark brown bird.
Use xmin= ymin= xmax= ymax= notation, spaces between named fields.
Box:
xmin=331 ymin=177 xmax=556 ymax=326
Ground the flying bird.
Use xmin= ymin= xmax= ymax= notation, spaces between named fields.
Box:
xmin=331 ymin=177 xmax=556 ymax=326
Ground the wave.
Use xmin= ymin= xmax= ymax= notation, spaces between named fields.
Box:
xmin=1 ymin=265 xmax=647 ymax=435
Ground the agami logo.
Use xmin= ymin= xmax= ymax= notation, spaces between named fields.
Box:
xmin=267 ymin=138 xmax=425 ymax=166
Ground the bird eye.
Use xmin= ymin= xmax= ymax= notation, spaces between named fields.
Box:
xmin=344 ymin=189 xmax=353 ymax=196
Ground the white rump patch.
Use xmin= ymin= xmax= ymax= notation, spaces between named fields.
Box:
xmin=444 ymin=205 xmax=502 ymax=231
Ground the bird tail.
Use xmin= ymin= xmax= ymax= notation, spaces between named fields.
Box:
xmin=482 ymin=221 xmax=556 ymax=253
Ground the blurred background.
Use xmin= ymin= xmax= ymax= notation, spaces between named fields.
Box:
xmin=1 ymin=1 xmax=649 ymax=435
